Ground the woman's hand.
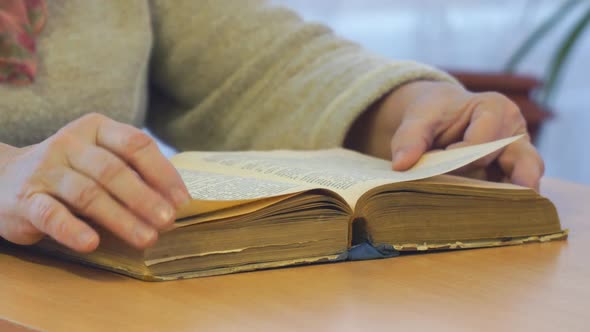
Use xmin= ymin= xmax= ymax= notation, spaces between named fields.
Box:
xmin=345 ymin=81 xmax=544 ymax=190
xmin=0 ymin=113 xmax=190 ymax=252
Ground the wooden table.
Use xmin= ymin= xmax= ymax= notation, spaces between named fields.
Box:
xmin=1 ymin=178 xmax=589 ymax=332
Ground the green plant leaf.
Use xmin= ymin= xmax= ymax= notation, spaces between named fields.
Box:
xmin=505 ymin=0 xmax=581 ymax=72
xmin=542 ymin=3 xmax=590 ymax=104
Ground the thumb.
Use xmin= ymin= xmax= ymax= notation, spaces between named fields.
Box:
xmin=390 ymin=117 xmax=436 ymax=171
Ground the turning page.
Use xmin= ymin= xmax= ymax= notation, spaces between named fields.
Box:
xmin=172 ymin=135 xmax=523 ymax=208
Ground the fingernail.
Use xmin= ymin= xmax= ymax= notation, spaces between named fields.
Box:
xmin=171 ymin=187 xmax=191 ymax=208
xmin=392 ymin=150 xmax=406 ymax=170
xmin=154 ymin=202 xmax=174 ymax=227
xmin=77 ymin=230 xmax=96 ymax=248
xmin=135 ymin=226 xmax=157 ymax=246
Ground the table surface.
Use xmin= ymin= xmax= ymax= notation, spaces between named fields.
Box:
xmin=1 ymin=178 xmax=589 ymax=332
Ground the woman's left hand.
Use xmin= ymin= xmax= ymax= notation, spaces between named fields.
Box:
xmin=345 ymin=81 xmax=544 ymax=191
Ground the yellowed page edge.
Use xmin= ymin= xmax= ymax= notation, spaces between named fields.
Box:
xmin=175 ymin=192 xmax=303 ymax=226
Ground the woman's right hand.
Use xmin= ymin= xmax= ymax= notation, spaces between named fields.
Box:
xmin=0 ymin=113 xmax=191 ymax=253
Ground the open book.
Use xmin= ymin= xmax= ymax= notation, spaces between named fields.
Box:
xmin=37 ymin=136 xmax=566 ymax=280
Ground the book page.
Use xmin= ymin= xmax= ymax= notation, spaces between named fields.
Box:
xmin=171 ymin=168 xmax=316 ymax=218
xmin=177 ymin=169 xmax=303 ymax=201
xmin=171 ymin=135 xmax=523 ymax=207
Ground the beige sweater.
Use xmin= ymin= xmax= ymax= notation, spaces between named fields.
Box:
xmin=0 ymin=0 xmax=455 ymax=150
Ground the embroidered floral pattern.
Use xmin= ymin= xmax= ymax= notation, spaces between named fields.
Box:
xmin=0 ymin=0 xmax=46 ymax=85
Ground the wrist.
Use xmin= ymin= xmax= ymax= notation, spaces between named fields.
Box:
xmin=344 ymin=80 xmax=431 ymax=158
xmin=0 ymin=143 xmax=17 ymax=155
xmin=344 ymin=80 xmax=463 ymax=159
xmin=0 ymin=143 xmax=21 ymax=168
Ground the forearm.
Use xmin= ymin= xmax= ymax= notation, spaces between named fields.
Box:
xmin=148 ymin=0 xmax=459 ymax=151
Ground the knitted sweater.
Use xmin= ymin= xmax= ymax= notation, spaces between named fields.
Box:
xmin=0 ymin=0 xmax=455 ymax=150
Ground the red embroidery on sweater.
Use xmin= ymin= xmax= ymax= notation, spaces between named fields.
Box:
xmin=0 ymin=0 xmax=46 ymax=85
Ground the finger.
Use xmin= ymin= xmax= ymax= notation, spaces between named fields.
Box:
xmin=511 ymin=155 xmax=543 ymax=192
xmin=498 ymin=139 xmax=544 ymax=191
xmin=445 ymin=104 xmax=506 ymax=167
xmin=23 ymin=193 xmax=99 ymax=252
xmin=93 ymin=117 xmax=190 ymax=208
xmin=48 ymin=168 xmax=158 ymax=249
xmin=66 ymin=144 xmax=175 ymax=230
xmin=0 ymin=217 xmax=45 ymax=246
xmin=390 ymin=116 xmax=437 ymax=171
xmin=448 ymin=95 xmax=527 ymax=167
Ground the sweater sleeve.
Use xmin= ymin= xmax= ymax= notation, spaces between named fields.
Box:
xmin=146 ymin=0 xmax=458 ymax=151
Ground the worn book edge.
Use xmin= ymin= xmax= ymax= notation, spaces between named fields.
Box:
xmin=390 ymin=230 xmax=569 ymax=251
xmin=35 ymin=230 xmax=567 ymax=281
